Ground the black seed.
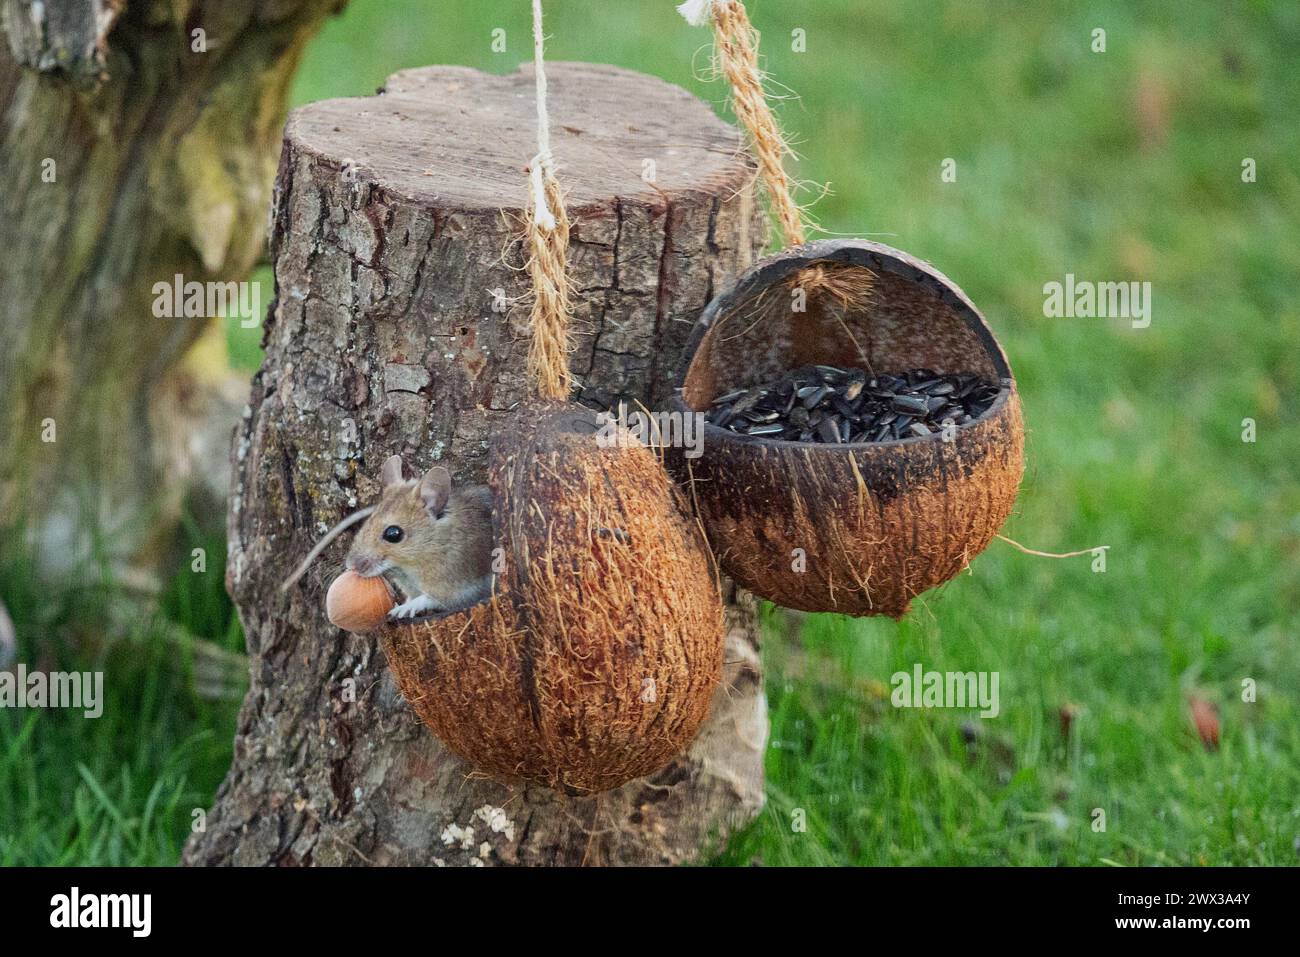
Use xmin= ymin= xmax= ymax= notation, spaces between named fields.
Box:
xmin=802 ymin=386 xmax=831 ymax=409
xmin=892 ymin=394 xmax=929 ymax=415
xmin=817 ymin=418 xmax=842 ymax=443
xmin=747 ymin=422 xmax=785 ymax=436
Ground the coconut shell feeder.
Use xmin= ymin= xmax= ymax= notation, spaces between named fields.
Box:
xmin=374 ymin=8 xmax=723 ymax=795
xmin=378 ymin=403 xmax=723 ymax=793
xmin=668 ymin=2 xmax=1024 ymax=617
xmin=668 ymin=239 xmax=1024 ymax=618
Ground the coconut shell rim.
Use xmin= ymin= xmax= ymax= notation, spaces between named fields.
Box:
xmin=672 ymin=239 xmax=1018 ymax=441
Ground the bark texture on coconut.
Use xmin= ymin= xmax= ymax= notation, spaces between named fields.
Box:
xmin=184 ymin=63 xmax=769 ymax=866
xmin=671 ymin=240 xmax=1025 ymax=617
xmin=382 ymin=404 xmax=723 ymax=795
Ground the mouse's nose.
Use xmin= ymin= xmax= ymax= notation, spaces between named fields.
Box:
xmin=348 ymin=554 xmax=374 ymax=576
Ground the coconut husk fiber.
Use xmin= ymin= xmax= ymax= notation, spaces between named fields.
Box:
xmin=669 ymin=239 xmax=1025 ymax=618
xmin=379 ymin=403 xmax=724 ymax=794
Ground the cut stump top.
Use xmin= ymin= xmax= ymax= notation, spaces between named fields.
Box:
xmin=286 ymin=62 xmax=751 ymax=212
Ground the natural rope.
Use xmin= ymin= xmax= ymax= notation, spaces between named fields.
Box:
xmin=681 ymin=0 xmax=806 ymax=245
xmin=525 ymin=0 xmax=573 ymax=402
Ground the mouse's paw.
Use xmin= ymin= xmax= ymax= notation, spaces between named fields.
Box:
xmin=388 ymin=594 xmax=439 ymax=620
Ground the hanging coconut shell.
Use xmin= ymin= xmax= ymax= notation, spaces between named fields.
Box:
xmin=377 ymin=403 xmax=724 ymax=794
xmin=668 ymin=239 xmax=1024 ymax=618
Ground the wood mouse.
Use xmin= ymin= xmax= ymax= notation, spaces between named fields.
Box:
xmin=281 ymin=454 xmax=494 ymax=621
xmin=348 ymin=455 xmax=494 ymax=619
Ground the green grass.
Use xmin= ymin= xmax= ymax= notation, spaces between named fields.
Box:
xmin=10 ymin=0 xmax=1300 ymax=865
xmin=0 ymin=522 xmax=242 ymax=866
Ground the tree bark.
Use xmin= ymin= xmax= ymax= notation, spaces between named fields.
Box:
xmin=0 ymin=0 xmax=344 ymax=570
xmin=184 ymin=62 xmax=769 ymax=866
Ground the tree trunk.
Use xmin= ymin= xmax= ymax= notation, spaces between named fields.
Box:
xmin=0 ymin=0 xmax=344 ymax=570
xmin=184 ymin=62 xmax=769 ymax=866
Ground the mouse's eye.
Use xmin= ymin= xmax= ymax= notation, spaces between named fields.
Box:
xmin=382 ymin=525 xmax=404 ymax=544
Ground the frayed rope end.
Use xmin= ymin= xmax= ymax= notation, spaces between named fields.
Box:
xmin=676 ymin=0 xmax=715 ymax=28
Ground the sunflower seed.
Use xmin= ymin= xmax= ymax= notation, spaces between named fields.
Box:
xmin=891 ymin=394 xmax=929 ymax=415
xmin=832 ymin=395 xmax=857 ymax=418
xmin=802 ymin=386 xmax=831 ymax=409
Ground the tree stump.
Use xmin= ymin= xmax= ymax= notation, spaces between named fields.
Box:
xmin=0 ymin=0 xmax=345 ymax=571
xmin=184 ymin=63 xmax=769 ymax=866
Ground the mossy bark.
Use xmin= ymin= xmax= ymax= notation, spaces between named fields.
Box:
xmin=0 ymin=0 xmax=344 ymax=568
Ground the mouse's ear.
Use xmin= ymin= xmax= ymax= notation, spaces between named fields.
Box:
xmin=381 ymin=454 xmax=406 ymax=488
xmin=418 ymin=466 xmax=452 ymax=519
